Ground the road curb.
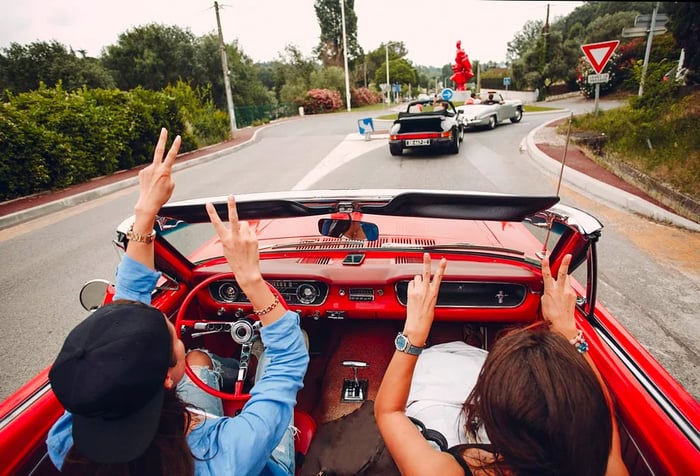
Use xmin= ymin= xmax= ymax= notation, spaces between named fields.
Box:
xmin=0 ymin=127 xmax=264 ymax=231
xmin=526 ymin=116 xmax=700 ymax=232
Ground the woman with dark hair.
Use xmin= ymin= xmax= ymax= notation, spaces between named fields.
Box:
xmin=47 ymin=129 xmax=309 ymax=475
xmin=375 ymin=253 xmax=628 ymax=476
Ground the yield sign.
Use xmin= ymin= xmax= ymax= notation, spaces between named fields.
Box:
xmin=581 ymin=40 xmax=620 ymax=74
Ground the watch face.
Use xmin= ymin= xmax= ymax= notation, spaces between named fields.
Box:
xmin=395 ymin=333 xmax=408 ymax=351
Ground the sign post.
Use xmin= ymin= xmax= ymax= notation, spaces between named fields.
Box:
xmin=581 ymin=40 xmax=620 ymax=115
xmin=357 ymin=118 xmax=374 ymax=141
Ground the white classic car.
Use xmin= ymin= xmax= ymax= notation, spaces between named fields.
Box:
xmin=456 ymin=91 xmax=523 ymax=130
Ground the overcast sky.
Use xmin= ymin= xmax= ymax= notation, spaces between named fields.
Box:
xmin=0 ymin=1 xmax=582 ymax=67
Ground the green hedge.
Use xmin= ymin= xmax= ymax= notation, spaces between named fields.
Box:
xmin=0 ymin=82 xmax=230 ymax=201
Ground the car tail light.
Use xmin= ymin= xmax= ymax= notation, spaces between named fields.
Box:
xmin=441 ymin=131 xmax=451 ymax=138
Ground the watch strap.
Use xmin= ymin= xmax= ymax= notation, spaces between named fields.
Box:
xmin=395 ymin=332 xmax=424 ymax=356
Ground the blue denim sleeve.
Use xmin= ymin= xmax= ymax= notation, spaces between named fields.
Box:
xmin=46 ymin=411 xmax=74 ymax=470
xmin=113 ymin=255 xmax=161 ymax=305
xmin=198 ymin=310 xmax=309 ymax=475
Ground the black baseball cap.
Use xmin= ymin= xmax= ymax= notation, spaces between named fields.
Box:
xmin=49 ymin=301 xmax=171 ymax=463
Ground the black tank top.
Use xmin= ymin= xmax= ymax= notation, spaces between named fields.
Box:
xmin=446 ymin=443 xmax=495 ymax=476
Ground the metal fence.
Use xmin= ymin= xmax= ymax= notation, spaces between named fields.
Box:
xmin=234 ymin=103 xmax=298 ymax=127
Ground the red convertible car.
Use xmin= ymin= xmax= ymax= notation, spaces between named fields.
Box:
xmin=0 ymin=189 xmax=698 ymax=475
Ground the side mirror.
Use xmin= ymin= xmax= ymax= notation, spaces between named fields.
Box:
xmin=79 ymin=279 xmax=111 ymax=311
xmin=318 ymin=218 xmax=379 ymax=241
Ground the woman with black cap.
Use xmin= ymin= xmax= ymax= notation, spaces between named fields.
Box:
xmin=47 ymin=129 xmax=309 ymax=475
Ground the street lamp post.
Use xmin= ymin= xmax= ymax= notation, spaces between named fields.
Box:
xmin=385 ymin=42 xmax=391 ymax=104
xmin=340 ymin=0 xmax=351 ymax=111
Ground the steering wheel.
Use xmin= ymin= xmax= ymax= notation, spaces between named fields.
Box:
xmin=175 ymin=272 xmax=287 ymax=402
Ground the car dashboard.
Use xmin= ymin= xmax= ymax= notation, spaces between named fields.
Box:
xmin=191 ymin=251 xmax=544 ymax=324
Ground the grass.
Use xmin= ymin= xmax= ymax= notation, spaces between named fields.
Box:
xmin=568 ymin=90 xmax=700 ymax=200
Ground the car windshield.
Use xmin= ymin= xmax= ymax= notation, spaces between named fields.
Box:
xmin=154 ymin=212 xmax=567 ymax=267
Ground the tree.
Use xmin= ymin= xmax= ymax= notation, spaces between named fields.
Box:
xmin=664 ymin=2 xmax=700 ymax=84
xmin=0 ymin=41 xmax=114 ymax=98
xmin=310 ymin=66 xmax=346 ymax=92
xmin=584 ymin=11 xmax=637 ymax=43
xmin=314 ymin=0 xmax=363 ymax=67
xmin=373 ymin=58 xmax=417 ymax=87
xmin=272 ymin=44 xmax=320 ymax=102
xmin=101 ymin=24 xmax=202 ymax=91
xmin=361 ymin=42 xmax=409 ymax=88
xmin=506 ymin=20 xmax=542 ymax=65
xmin=194 ymin=33 xmax=270 ymax=110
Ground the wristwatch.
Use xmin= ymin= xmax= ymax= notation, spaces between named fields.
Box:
xmin=395 ymin=332 xmax=424 ymax=356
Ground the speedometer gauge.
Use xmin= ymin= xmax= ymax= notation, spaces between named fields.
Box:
xmin=217 ymin=282 xmax=240 ymax=302
xmin=296 ymin=283 xmax=319 ymax=305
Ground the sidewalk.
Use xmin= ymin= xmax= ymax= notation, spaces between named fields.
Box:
xmin=1 ymin=116 xmax=698 ymax=232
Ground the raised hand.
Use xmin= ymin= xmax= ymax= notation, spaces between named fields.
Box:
xmin=205 ymin=195 xmax=262 ymax=289
xmin=403 ymin=253 xmax=447 ymax=347
xmin=541 ymin=254 xmax=578 ymax=340
xmin=134 ymin=128 xmax=181 ymax=218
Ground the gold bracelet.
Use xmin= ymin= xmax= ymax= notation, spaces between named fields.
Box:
xmin=126 ymin=224 xmax=156 ymax=244
xmin=254 ymin=295 xmax=280 ymax=316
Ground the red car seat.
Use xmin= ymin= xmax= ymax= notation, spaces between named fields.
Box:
xmin=294 ymin=409 xmax=317 ymax=474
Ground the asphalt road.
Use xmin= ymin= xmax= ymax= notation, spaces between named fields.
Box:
xmin=0 ymin=99 xmax=698 ymax=403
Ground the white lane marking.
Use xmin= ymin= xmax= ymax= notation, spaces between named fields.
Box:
xmin=293 ymin=133 xmax=388 ymax=190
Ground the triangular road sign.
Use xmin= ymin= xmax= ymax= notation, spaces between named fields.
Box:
xmin=581 ymin=40 xmax=620 ymax=74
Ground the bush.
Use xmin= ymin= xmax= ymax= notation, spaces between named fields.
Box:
xmin=298 ymin=89 xmax=343 ymax=114
xmin=576 ymin=53 xmax=622 ymax=99
xmin=0 ymin=82 xmax=230 ymax=201
xmin=350 ymin=87 xmax=384 ymax=107
xmin=0 ymin=104 xmax=72 ymax=199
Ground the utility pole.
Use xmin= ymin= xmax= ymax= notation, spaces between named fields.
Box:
xmin=339 ymin=0 xmax=351 ymax=111
xmin=214 ymin=1 xmax=237 ymax=138
xmin=639 ymin=2 xmax=660 ymax=96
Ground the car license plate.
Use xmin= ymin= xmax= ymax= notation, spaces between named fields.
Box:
xmin=405 ymin=139 xmax=430 ymax=146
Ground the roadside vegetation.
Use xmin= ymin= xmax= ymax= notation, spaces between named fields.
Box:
xmin=568 ymin=62 xmax=699 ymax=202
xmin=0 ymin=1 xmax=698 ymax=204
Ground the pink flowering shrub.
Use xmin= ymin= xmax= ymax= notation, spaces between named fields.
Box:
xmin=298 ymin=89 xmax=343 ymax=114
xmin=351 ymin=87 xmax=384 ymax=107
xmin=576 ymin=51 xmax=621 ymax=99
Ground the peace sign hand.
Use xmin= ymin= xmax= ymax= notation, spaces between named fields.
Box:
xmin=403 ymin=253 xmax=447 ymax=347
xmin=134 ymin=128 xmax=181 ymax=217
xmin=541 ymin=254 xmax=578 ymax=340
xmin=205 ymin=195 xmax=262 ymax=288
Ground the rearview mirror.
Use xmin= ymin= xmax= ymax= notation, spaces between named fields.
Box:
xmin=79 ymin=279 xmax=111 ymax=312
xmin=318 ymin=218 xmax=379 ymax=241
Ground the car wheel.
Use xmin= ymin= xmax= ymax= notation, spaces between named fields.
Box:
xmin=458 ymin=126 xmax=464 ymax=142
xmin=389 ymin=143 xmax=403 ymax=156
xmin=487 ymin=116 xmax=497 ymax=130
xmin=449 ymin=129 xmax=460 ymax=154
xmin=510 ymin=107 xmax=523 ymax=123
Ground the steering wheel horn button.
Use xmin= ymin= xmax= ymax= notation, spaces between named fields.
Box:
xmin=395 ymin=332 xmax=424 ymax=356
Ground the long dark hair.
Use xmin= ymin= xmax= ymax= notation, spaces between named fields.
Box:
xmin=463 ymin=326 xmax=613 ymax=476
xmin=61 ymin=387 xmax=194 ymax=476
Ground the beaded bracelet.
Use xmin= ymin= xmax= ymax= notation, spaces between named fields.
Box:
xmin=254 ymin=295 xmax=280 ymax=316
xmin=569 ymin=329 xmax=589 ymax=353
